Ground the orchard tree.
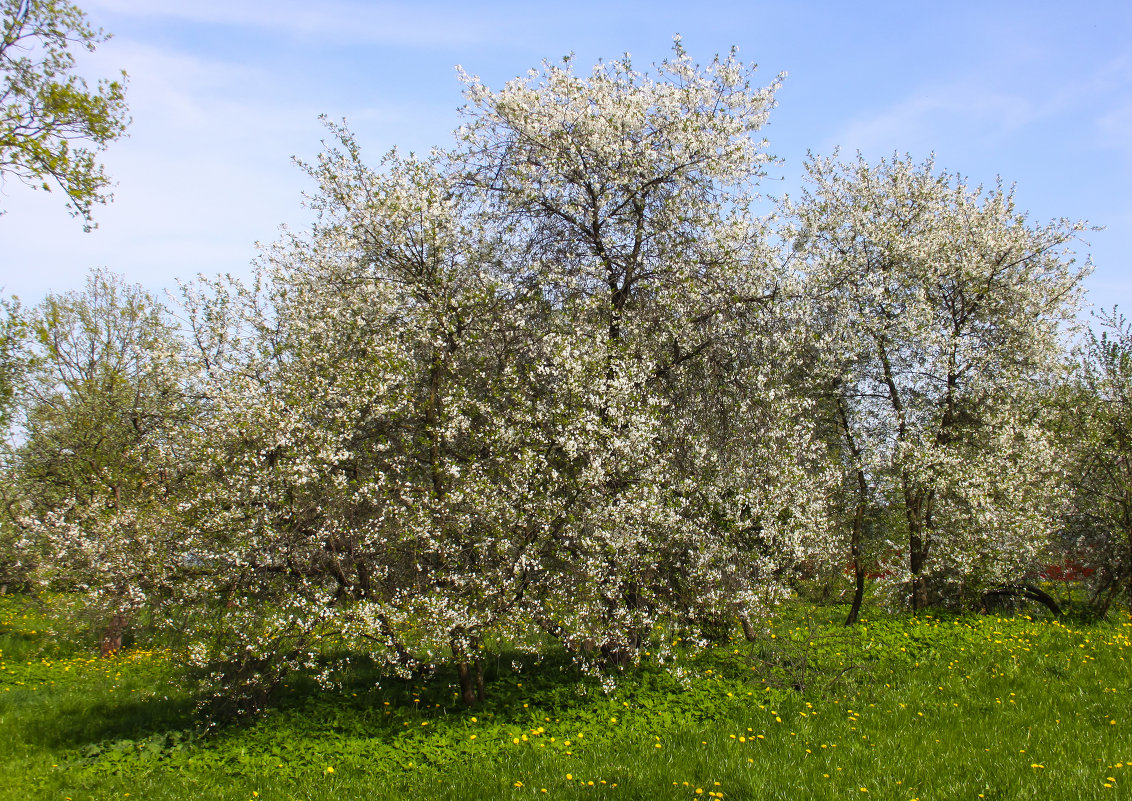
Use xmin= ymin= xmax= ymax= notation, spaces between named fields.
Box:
xmin=1059 ymin=308 xmax=1132 ymax=616
xmin=0 ymin=294 xmax=23 ymax=433
xmin=15 ymin=270 xmax=185 ymax=653
xmin=173 ymin=41 xmax=841 ymax=717
xmin=177 ymin=140 xmax=570 ymax=715
xmin=789 ymin=153 xmax=1088 ymax=611
xmin=0 ymin=0 xmax=129 ymax=228
xmin=0 ymin=294 xmax=28 ymax=592
xmin=457 ymin=38 xmax=836 ymax=659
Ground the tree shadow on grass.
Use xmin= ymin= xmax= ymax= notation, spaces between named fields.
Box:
xmin=22 ymin=692 xmax=199 ymax=751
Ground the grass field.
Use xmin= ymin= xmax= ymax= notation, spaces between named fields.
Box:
xmin=1 ymin=596 xmax=1129 ymax=800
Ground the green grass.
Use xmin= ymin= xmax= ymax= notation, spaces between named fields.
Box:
xmin=1 ymin=597 xmax=1130 ymax=800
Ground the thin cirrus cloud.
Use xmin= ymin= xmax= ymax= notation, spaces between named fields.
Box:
xmin=828 ymin=85 xmax=1039 ymax=160
xmin=0 ymin=2 xmax=474 ymax=304
xmin=84 ymin=0 xmax=516 ymax=47
xmin=1095 ymin=101 xmax=1132 ymax=161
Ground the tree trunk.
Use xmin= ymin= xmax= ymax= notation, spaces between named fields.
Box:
xmin=453 ymin=637 xmax=482 ymax=707
xmin=740 ymin=615 xmax=757 ymax=642
xmin=845 ymin=504 xmax=867 ymax=625
xmin=835 ymin=394 xmax=869 ymax=626
xmin=909 ymin=524 xmax=929 ymax=612
xmin=1126 ymin=524 xmax=1132 ymax=617
xmin=100 ymin=612 xmax=126 ymax=657
xmin=455 ymin=660 xmax=478 ymax=707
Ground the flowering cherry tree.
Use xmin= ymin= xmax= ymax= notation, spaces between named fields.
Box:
xmin=1058 ymin=308 xmax=1132 ymax=616
xmin=456 ymin=39 xmax=836 ymax=659
xmin=788 ymin=153 xmax=1088 ymax=610
xmin=169 ymin=41 xmax=841 ymax=716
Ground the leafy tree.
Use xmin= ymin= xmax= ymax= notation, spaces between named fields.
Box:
xmin=15 ymin=270 xmax=185 ymax=652
xmin=0 ymin=294 xmax=29 ymax=592
xmin=0 ymin=294 xmax=24 ymax=433
xmin=0 ymin=0 xmax=129 ymax=228
xmin=789 ymin=153 xmax=1088 ymax=611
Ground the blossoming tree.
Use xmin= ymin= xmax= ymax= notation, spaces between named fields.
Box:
xmin=788 ymin=153 xmax=1087 ymax=610
xmin=14 ymin=270 xmax=185 ymax=653
xmin=456 ymin=39 xmax=836 ymax=660
xmin=172 ymin=41 xmax=839 ymax=716
xmin=1058 ymin=308 xmax=1132 ymax=616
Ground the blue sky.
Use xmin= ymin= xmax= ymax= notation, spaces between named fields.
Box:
xmin=2 ymin=0 xmax=1129 ymax=317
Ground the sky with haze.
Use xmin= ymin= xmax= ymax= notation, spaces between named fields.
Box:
xmin=2 ymin=0 xmax=1129 ymax=319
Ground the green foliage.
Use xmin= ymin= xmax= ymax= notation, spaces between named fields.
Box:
xmin=8 ymin=270 xmax=187 ymax=653
xmin=19 ymin=271 xmax=180 ymax=508
xmin=0 ymin=0 xmax=129 ymax=228
xmin=0 ymin=295 xmax=28 ymax=593
xmin=0 ymin=294 xmax=24 ymax=436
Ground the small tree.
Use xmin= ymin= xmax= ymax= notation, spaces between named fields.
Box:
xmin=0 ymin=0 xmax=129 ymax=228
xmin=15 ymin=270 xmax=184 ymax=653
xmin=0 ymin=294 xmax=29 ymax=592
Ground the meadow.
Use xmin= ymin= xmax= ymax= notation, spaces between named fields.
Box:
xmin=1 ymin=596 xmax=1129 ymax=801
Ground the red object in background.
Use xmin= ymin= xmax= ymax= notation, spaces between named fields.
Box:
xmin=1040 ymin=561 xmax=1095 ymax=581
